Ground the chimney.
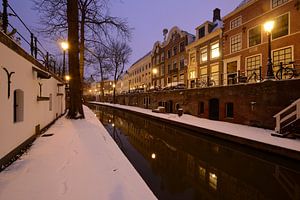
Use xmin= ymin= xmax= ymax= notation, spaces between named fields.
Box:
xmin=213 ymin=8 xmax=221 ymax=22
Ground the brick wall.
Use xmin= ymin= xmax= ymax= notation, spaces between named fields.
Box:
xmin=115 ymin=79 xmax=300 ymax=129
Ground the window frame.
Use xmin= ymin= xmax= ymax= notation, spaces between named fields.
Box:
xmin=248 ymin=25 xmax=262 ymax=48
xmin=272 ymin=12 xmax=290 ymax=40
xmin=230 ymin=33 xmax=242 ymax=53
xmin=230 ymin=16 xmax=242 ymax=30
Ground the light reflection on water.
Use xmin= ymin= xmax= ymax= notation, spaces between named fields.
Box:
xmin=91 ymin=104 xmax=300 ymax=200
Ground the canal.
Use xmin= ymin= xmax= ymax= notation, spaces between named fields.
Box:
xmin=90 ymin=104 xmax=300 ymax=200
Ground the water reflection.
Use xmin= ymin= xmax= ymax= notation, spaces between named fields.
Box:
xmin=91 ymin=104 xmax=300 ymax=200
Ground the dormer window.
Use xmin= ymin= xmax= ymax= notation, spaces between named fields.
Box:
xmin=198 ymin=27 xmax=205 ymax=39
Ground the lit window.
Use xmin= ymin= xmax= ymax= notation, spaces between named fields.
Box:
xmin=189 ymin=70 xmax=196 ymax=79
xmin=249 ymin=26 xmax=261 ymax=47
xmin=230 ymin=16 xmax=242 ymax=29
xmin=210 ymin=63 xmax=219 ymax=85
xmin=199 ymin=166 xmax=206 ymax=181
xmin=211 ymin=42 xmax=220 ymax=59
xmin=230 ymin=34 xmax=242 ymax=53
xmin=200 ymin=47 xmax=207 ymax=63
xmin=272 ymin=0 xmax=288 ymax=8
xmin=272 ymin=13 xmax=289 ymax=40
xmin=209 ymin=172 xmax=218 ymax=190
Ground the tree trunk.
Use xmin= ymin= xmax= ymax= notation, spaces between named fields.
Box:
xmin=67 ymin=0 xmax=84 ymax=119
xmin=80 ymin=10 xmax=85 ymax=81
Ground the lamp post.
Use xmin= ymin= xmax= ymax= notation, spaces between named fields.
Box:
xmin=264 ymin=21 xmax=275 ymax=80
xmin=61 ymin=41 xmax=69 ymax=77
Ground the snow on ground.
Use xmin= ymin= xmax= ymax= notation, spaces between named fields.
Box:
xmin=0 ymin=106 xmax=157 ymax=200
xmin=93 ymin=102 xmax=300 ymax=153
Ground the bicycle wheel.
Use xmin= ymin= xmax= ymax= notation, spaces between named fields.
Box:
xmin=276 ymin=68 xmax=294 ymax=79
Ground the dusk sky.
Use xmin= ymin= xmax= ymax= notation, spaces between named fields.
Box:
xmin=7 ymin=0 xmax=242 ymax=71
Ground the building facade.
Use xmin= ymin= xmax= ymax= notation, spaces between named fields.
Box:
xmin=186 ymin=9 xmax=223 ymax=88
xmin=126 ymin=52 xmax=152 ymax=92
xmin=151 ymin=26 xmax=195 ymax=88
xmin=222 ymin=0 xmax=300 ymax=85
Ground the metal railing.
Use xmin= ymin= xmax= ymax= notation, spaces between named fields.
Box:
xmin=273 ymin=98 xmax=300 ymax=134
xmin=1 ymin=0 xmax=62 ymax=76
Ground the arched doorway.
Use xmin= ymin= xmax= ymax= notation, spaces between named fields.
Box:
xmin=209 ymin=98 xmax=219 ymax=120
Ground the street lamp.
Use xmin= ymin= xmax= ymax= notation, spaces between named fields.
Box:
xmin=264 ymin=20 xmax=275 ymax=79
xmin=61 ymin=41 xmax=69 ymax=77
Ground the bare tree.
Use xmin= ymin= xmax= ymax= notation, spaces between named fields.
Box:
xmin=106 ymin=39 xmax=132 ymax=103
xmin=67 ymin=0 xmax=84 ymax=119
xmin=33 ymin=0 xmax=131 ymax=80
xmin=85 ymin=45 xmax=112 ymax=99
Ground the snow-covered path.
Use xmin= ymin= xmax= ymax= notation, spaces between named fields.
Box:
xmin=0 ymin=106 xmax=157 ymax=200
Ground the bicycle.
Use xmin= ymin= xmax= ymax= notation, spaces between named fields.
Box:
xmin=275 ymin=61 xmax=299 ymax=80
xmin=196 ymin=77 xmax=215 ymax=88
xmin=246 ymin=67 xmax=262 ymax=83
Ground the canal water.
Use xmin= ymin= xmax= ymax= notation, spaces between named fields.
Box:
xmin=90 ymin=104 xmax=300 ymax=200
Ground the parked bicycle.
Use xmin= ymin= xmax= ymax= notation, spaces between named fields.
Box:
xmin=274 ymin=61 xmax=299 ymax=80
xmin=196 ymin=77 xmax=215 ymax=88
xmin=246 ymin=67 xmax=262 ymax=83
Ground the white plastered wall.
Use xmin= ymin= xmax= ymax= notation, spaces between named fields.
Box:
xmin=0 ymin=42 xmax=65 ymax=159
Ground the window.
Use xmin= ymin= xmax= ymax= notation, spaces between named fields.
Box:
xmin=273 ymin=46 xmax=292 ymax=71
xmin=230 ymin=16 xmax=242 ymax=29
xmin=167 ymin=50 xmax=171 ymax=58
xmin=248 ymin=26 xmax=261 ymax=47
xmin=189 ymin=70 xmax=196 ymax=79
xmin=211 ymin=42 xmax=220 ymax=59
xmin=180 ymin=42 xmax=185 ymax=52
xmin=156 ymin=55 xmax=160 ymax=64
xmin=199 ymin=66 xmax=208 ymax=81
xmin=200 ymin=47 xmax=207 ymax=63
xmin=173 ymin=46 xmax=178 ymax=56
xmin=180 ymin=58 xmax=185 ymax=69
xmin=199 ymin=166 xmax=206 ymax=181
xmin=210 ymin=63 xmax=219 ymax=85
xmin=272 ymin=0 xmax=288 ymax=8
xmin=173 ymin=61 xmax=177 ymax=69
xmin=198 ymin=27 xmax=205 ymax=39
xmin=272 ymin=13 xmax=289 ymax=40
xmin=161 ymin=52 xmax=165 ymax=62
xmin=168 ymin=64 xmax=171 ymax=73
xmin=180 ymin=74 xmax=184 ymax=82
xmin=209 ymin=173 xmax=218 ymax=190
xmin=161 ymin=65 xmax=165 ymax=75
xmin=13 ymin=89 xmax=24 ymax=123
xmin=190 ymin=53 xmax=196 ymax=64
xmin=226 ymin=103 xmax=234 ymax=118
xmin=198 ymin=102 xmax=204 ymax=115
xmin=49 ymin=93 xmax=52 ymax=111
xmin=230 ymin=34 xmax=242 ymax=53
xmin=246 ymin=55 xmax=261 ymax=82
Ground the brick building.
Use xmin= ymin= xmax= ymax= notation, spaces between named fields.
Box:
xmin=222 ymin=0 xmax=300 ymax=85
xmin=186 ymin=8 xmax=223 ymax=88
xmin=151 ymin=26 xmax=195 ymax=88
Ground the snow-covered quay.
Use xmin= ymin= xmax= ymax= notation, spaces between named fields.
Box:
xmin=0 ymin=106 xmax=157 ymax=200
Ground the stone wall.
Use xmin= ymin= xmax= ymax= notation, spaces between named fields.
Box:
xmin=115 ymin=79 xmax=300 ymax=129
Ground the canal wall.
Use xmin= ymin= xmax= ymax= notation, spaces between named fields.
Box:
xmin=113 ymin=79 xmax=300 ymax=129
xmin=0 ymin=32 xmax=66 ymax=169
